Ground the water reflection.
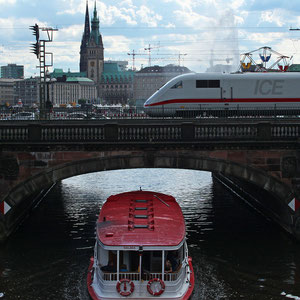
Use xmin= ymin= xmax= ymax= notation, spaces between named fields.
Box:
xmin=0 ymin=169 xmax=300 ymax=300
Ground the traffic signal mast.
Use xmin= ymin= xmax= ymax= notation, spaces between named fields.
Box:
xmin=29 ymin=24 xmax=58 ymax=119
xmin=30 ymin=24 xmax=40 ymax=58
xmin=31 ymin=41 xmax=40 ymax=58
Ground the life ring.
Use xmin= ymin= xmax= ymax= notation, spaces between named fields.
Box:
xmin=147 ymin=278 xmax=165 ymax=296
xmin=116 ymin=278 xmax=134 ymax=297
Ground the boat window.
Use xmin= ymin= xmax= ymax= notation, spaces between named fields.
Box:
xmin=166 ymin=249 xmax=182 ymax=272
xmin=118 ymin=250 xmax=163 ymax=273
xmin=148 ymin=251 xmax=162 ymax=273
xmin=171 ymin=81 xmax=183 ymax=89
xmin=97 ymin=247 xmax=117 ymax=271
xmin=118 ymin=251 xmax=139 ymax=272
xmin=196 ymin=79 xmax=220 ymax=88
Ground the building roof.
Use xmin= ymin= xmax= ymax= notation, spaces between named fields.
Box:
xmin=137 ymin=64 xmax=191 ymax=74
xmin=0 ymin=78 xmax=22 ymax=83
xmin=51 ymin=69 xmax=86 ymax=79
xmin=97 ymin=191 xmax=186 ymax=248
xmin=287 ymin=64 xmax=300 ymax=72
xmin=66 ymin=77 xmax=94 ymax=83
xmin=104 ymin=63 xmax=122 ymax=73
xmin=101 ymin=62 xmax=134 ymax=83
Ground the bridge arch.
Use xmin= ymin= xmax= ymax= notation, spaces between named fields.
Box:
xmin=0 ymin=151 xmax=297 ymax=242
xmin=6 ymin=152 xmax=292 ymax=208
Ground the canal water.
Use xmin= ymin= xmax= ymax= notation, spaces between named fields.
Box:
xmin=1 ymin=169 xmax=300 ymax=300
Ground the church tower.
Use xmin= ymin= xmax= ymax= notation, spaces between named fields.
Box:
xmin=86 ymin=1 xmax=104 ymax=84
xmin=80 ymin=1 xmax=104 ymax=85
xmin=79 ymin=0 xmax=90 ymax=73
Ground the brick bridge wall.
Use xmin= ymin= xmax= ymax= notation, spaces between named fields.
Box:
xmin=1 ymin=147 xmax=300 ymax=242
xmin=1 ymin=119 xmax=300 ymax=242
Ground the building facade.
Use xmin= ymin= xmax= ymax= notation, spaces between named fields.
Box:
xmin=0 ymin=79 xmax=21 ymax=106
xmin=49 ymin=76 xmax=97 ymax=106
xmin=14 ymin=77 xmax=39 ymax=107
xmin=99 ymin=62 xmax=134 ymax=105
xmin=1 ymin=64 xmax=24 ymax=79
xmin=49 ymin=69 xmax=97 ymax=105
xmin=133 ymin=64 xmax=191 ymax=104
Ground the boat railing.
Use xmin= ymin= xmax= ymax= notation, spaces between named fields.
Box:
xmin=101 ymin=267 xmax=184 ymax=282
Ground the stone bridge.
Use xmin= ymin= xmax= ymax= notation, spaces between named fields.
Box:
xmin=1 ymin=119 xmax=300 ymax=242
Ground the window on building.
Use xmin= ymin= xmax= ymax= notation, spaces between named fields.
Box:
xmin=196 ymin=80 xmax=220 ymax=88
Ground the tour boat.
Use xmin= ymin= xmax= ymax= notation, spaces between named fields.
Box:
xmin=87 ymin=190 xmax=194 ymax=299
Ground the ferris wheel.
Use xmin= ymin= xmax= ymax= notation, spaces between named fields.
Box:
xmin=239 ymin=46 xmax=291 ymax=72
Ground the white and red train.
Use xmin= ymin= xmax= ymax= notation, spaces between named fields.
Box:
xmin=144 ymin=72 xmax=300 ymax=117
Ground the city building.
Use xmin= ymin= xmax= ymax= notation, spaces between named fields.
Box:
xmin=14 ymin=77 xmax=39 ymax=107
xmin=99 ymin=61 xmax=134 ymax=105
xmin=48 ymin=76 xmax=97 ymax=106
xmin=1 ymin=64 xmax=24 ymax=79
xmin=48 ymin=69 xmax=97 ymax=106
xmin=133 ymin=64 xmax=191 ymax=106
xmin=0 ymin=78 xmax=21 ymax=106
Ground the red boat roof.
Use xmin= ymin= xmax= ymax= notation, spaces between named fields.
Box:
xmin=97 ymin=191 xmax=186 ymax=247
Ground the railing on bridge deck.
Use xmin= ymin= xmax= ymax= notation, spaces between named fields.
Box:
xmin=0 ymin=121 xmax=299 ymax=143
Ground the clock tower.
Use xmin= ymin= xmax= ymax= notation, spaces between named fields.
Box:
xmin=79 ymin=1 xmax=104 ymax=85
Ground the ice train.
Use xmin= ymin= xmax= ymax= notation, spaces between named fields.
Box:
xmin=143 ymin=72 xmax=300 ymax=117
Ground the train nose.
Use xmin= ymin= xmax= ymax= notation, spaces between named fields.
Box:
xmin=143 ymin=97 xmax=156 ymax=116
xmin=144 ymin=90 xmax=160 ymax=107
xmin=144 ymin=97 xmax=152 ymax=108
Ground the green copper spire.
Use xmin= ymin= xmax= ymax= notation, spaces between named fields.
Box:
xmin=93 ymin=1 xmax=98 ymax=20
xmin=90 ymin=0 xmax=102 ymax=45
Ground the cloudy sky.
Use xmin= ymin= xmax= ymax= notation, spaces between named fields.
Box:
xmin=1 ymin=0 xmax=300 ymax=77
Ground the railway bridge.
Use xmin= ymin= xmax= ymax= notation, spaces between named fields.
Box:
xmin=1 ymin=118 xmax=300 ymax=242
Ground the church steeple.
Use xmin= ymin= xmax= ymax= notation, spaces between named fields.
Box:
xmin=90 ymin=1 xmax=103 ymax=46
xmin=79 ymin=0 xmax=90 ymax=72
xmin=80 ymin=0 xmax=104 ymax=94
xmin=83 ymin=0 xmax=90 ymax=41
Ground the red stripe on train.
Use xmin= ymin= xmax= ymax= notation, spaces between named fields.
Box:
xmin=144 ymin=98 xmax=300 ymax=107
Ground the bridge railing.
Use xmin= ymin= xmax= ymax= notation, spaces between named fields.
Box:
xmin=0 ymin=121 xmax=299 ymax=143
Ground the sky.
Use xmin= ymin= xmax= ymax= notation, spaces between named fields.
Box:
xmin=1 ymin=0 xmax=300 ymax=77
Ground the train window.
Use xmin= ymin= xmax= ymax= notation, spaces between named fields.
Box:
xmin=209 ymin=80 xmax=220 ymax=88
xmin=171 ymin=81 xmax=183 ymax=89
xmin=196 ymin=80 xmax=220 ymax=88
xmin=196 ymin=80 xmax=208 ymax=88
